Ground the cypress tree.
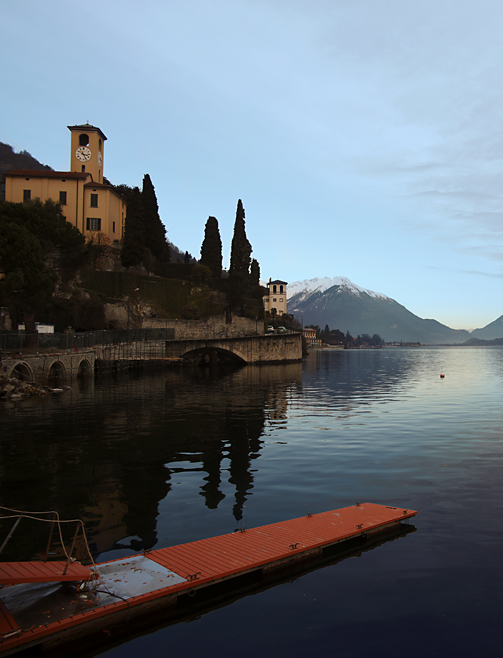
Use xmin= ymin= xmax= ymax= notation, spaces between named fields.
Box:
xmin=229 ymin=199 xmax=251 ymax=277
xmin=142 ymin=174 xmax=170 ymax=262
xmin=228 ymin=200 xmax=253 ymax=310
xmin=200 ymin=216 xmax=222 ymax=278
xmin=121 ymin=187 xmax=145 ymax=268
xmin=250 ymin=258 xmax=260 ymax=286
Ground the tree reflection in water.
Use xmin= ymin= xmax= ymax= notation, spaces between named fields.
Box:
xmin=0 ymin=363 xmax=302 ymax=560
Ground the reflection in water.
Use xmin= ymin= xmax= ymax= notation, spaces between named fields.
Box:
xmin=0 ymin=351 xmax=427 ymax=562
xmin=0 ymin=363 xmax=302 ymax=558
xmin=0 ymin=353 xmax=422 ymax=560
xmin=4 ymin=347 xmax=503 ymax=657
xmin=302 ymin=348 xmax=418 ymax=404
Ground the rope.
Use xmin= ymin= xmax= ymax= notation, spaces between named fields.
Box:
xmin=0 ymin=506 xmax=98 ymax=572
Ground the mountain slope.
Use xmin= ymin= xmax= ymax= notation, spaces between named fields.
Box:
xmin=0 ymin=142 xmax=53 ymax=199
xmin=288 ymin=277 xmax=471 ymax=344
xmin=470 ymin=315 xmax=503 ymax=340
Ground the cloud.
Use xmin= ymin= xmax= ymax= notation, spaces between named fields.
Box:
xmin=407 ymin=190 xmax=500 ymax=201
xmin=425 ymin=265 xmax=503 ymax=279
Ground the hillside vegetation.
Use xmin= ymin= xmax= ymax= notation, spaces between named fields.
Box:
xmin=0 ymin=199 xmax=265 ymax=332
xmin=0 ymin=141 xmax=265 ymax=333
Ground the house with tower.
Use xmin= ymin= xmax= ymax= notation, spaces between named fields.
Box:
xmin=263 ymin=279 xmax=288 ymax=317
xmin=4 ymin=124 xmax=125 ymax=242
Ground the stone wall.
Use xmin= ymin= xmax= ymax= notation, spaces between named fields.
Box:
xmin=141 ymin=314 xmax=264 ymax=339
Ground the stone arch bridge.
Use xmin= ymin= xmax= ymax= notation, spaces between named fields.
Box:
xmin=162 ymin=333 xmax=302 ymax=365
xmin=2 ymin=334 xmax=302 ymax=385
xmin=2 ymin=352 xmax=94 ymax=386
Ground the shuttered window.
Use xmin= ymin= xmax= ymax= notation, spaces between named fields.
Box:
xmin=86 ymin=217 xmax=101 ymax=231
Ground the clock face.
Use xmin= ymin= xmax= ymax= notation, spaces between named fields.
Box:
xmin=97 ymin=151 xmax=103 ymax=167
xmin=76 ymin=146 xmax=92 ymax=162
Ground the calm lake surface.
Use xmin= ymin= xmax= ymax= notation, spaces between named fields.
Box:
xmin=2 ymin=346 xmax=503 ymax=656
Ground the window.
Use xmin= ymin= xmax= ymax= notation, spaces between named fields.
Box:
xmin=81 ymin=165 xmax=85 ymax=172
xmin=280 ymin=298 xmax=283 ymax=302
xmin=112 ymin=221 xmax=116 ymax=233
xmin=280 ymin=285 xmax=284 ymax=293
xmin=90 ymin=193 xmax=98 ymax=208
xmin=79 ymin=133 xmax=89 ymax=146
xmin=86 ymin=217 xmax=101 ymax=231
xmin=23 ymin=189 xmax=31 ymax=202
xmin=59 ymin=191 xmax=67 ymax=205
xmin=273 ymin=285 xmax=277 ymax=293
xmin=273 ymin=298 xmax=277 ymax=302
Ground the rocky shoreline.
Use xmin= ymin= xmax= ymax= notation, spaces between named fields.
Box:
xmin=0 ymin=374 xmax=59 ymax=401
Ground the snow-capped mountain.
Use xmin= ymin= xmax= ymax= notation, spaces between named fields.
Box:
xmin=288 ymin=276 xmax=471 ymax=344
xmin=287 ymin=276 xmax=388 ymax=302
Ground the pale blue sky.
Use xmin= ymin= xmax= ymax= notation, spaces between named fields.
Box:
xmin=3 ymin=0 xmax=503 ymax=330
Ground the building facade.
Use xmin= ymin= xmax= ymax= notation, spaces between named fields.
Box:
xmin=302 ymin=327 xmax=321 ymax=346
xmin=4 ymin=124 xmax=125 ymax=242
xmin=263 ymin=279 xmax=288 ymax=317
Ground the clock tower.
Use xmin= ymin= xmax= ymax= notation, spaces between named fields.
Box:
xmin=68 ymin=123 xmax=106 ymax=184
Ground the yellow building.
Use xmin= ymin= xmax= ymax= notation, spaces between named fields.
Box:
xmin=4 ymin=124 xmax=125 ymax=242
xmin=263 ymin=279 xmax=288 ymax=316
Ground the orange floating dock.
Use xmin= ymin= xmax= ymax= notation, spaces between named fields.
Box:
xmin=0 ymin=503 xmax=416 ymax=656
xmin=0 ymin=561 xmax=96 ymax=586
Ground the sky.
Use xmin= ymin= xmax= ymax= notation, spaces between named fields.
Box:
xmin=2 ymin=0 xmax=503 ymax=330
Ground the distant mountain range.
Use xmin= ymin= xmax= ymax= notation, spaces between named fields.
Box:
xmin=469 ymin=315 xmax=503 ymax=341
xmin=287 ymin=277 xmax=499 ymax=344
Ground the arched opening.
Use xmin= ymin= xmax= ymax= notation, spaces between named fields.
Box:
xmin=10 ymin=363 xmax=33 ymax=382
xmin=181 ymin=347 xmax=246 ymax=366
xmin=77 ymin=359 xmax=92 ymax=378
xmin=47 ymin=361 xmax=66 ymax=387
xmin=79 ymin=133 xmax=89 ymax=146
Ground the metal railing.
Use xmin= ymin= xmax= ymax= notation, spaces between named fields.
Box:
xmin=0 ymin=326 xmax=301 ymax=354
xmin=0 ymin=328 xmax=175 ymax=352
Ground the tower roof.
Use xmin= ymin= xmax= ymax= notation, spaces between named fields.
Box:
xmin=67 ymin=124 xmax=107 ymax=140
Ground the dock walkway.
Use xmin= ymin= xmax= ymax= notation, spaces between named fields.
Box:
xmin=146 ymin=503 xmax=414 ymax=592
xmin=0 ymin=561 xmax=95 ymax=586
xmin=0 ymin=503 xmax=416 ymax=655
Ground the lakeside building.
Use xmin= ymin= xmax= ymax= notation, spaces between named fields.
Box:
xmin=302 ymin=327 xmax=321 ymax=346
xmin=263 ymin=279 xmax=288 ymax=317
xmin=4 ymin=124 xmax=125 ymax=242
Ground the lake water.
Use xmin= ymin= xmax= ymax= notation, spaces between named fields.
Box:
xmin=2 ymin=346 xmax=503 ymax=656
